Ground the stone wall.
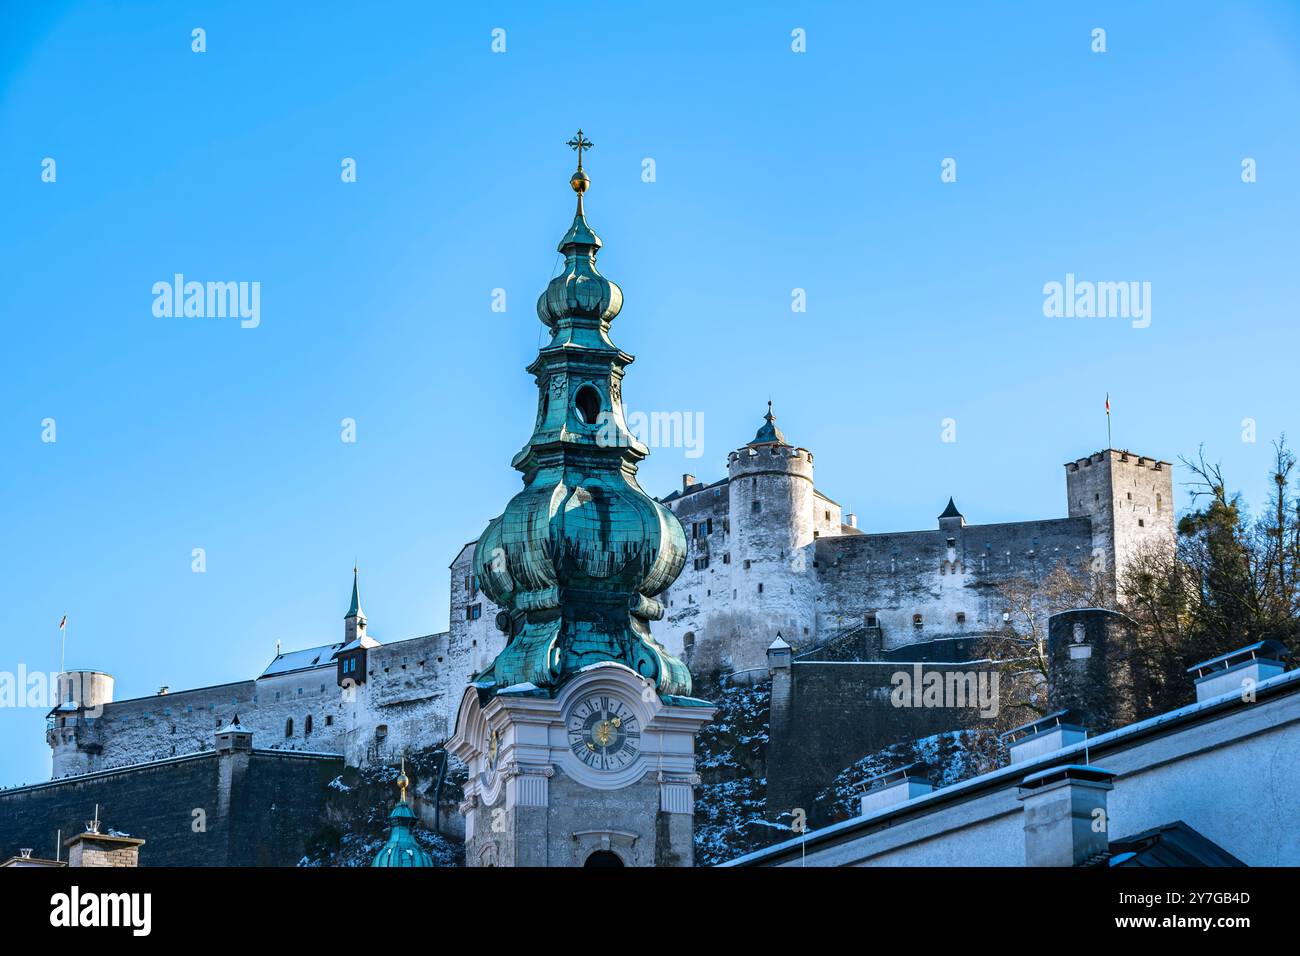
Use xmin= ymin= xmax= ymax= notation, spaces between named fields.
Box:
xmin=815 ymin=516 xmax=1096 ymax=648
xmin=767 ymin=656 xmax=999 ymax=826
xmin=0 ymin=749 xmax=342 ymax=866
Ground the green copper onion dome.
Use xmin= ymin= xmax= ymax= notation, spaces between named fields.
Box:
xmin=472 ymin=130 xmax=692 ymax=701
xmin=371 ymin=762 xmax=433 ymax=868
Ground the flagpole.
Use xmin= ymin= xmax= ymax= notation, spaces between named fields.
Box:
xmin=1105 ymin=393 xmax=1112 ymax=450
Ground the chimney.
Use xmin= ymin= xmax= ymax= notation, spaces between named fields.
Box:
xmin=1001 ymin=709 xmax=1088 ymax=765
xmin=860 ymin=762 xmax=933 ymax=816
xmin=1017 ymin=765 xmax=1115 ymax=866
xmin=682 ymin=473 xmax=696 ymax=493
xmin=1187 ymin=640 xmax=1288 ymax=703
xmin=846 ymin=513 xmax=858 ymax=529
xmin=64 ymin=811 xmax=144 ymax=868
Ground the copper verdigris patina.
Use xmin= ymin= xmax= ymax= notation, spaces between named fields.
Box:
xmin=471 ymin=132 xmax=693 ymax=700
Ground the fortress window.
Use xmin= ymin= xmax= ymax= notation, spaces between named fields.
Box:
xmin=305 ymin=715 xmax=313 ymax=735
xmin=744 ymin=559 xmax=752 ymax=570
xmin=913 ymin=614 xmax=923 ymax=628
xmin=216 ymin=718 xmax=222 ymax=729
xmin=723 ymin=553 xmax=731 ymax=564
xmin=466 ymin=603 xmax=482 ymax=621
xmin=325 ymin=715 xmax=334 ymax=726
xmin=375 ymin=725 xmax=388 ymax=741
xmin=574 ymin=385 xmax=602 ymax=425
xmin=752 ymin=500 xmax=761 ymax=513
xmin=865 ymin=613 xmax=878 ymax=627
xmin=285 ymin=718 xmax=294 ymax=738
xmin=1138 ymin=519 xmax=1145 ymax=527
xmin=684 ymin=632 xmax=696 ymax=652
xmin=956 ymin=612 xmax=966 ymax=625
xmin=1156 ymin=494 xmax=1163 ymax=511
xmin=824 ymin=510 xmax=830 ymax=521
xmin=707 ymin=518 xmax=713 ymax=534
xmin=1127 ymin=492 xmax=1132 ymax=500
xmin=758 ymin=583 xmax=764 ymax=593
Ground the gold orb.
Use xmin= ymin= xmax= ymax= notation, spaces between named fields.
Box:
xmin=570 ymin=169 xmax=590 ymax=193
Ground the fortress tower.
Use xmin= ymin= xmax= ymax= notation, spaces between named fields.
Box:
xmin=46 ymin=670 xmax=115 ymax=778
xmin=725 ymin=405 xmax=828 ymax=655
xmin=1065 ymin=449 xmax=1175 ymax=599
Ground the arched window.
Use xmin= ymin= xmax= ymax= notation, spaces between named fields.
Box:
xmin=305 ymin=715 xmax=313 ymax=735
xmin=574 ymin=385 xmax=602 ymax=425
xmin=683 ymin=632 xmax=696 ymax=654
xmin=285 ymin=718 xmax=294 ymax=737
xmin=584 ymin=850 xmax=624 ymax=868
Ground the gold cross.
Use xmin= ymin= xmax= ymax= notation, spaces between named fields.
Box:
xmin=567 ymin=129 xmax=593 ymax=169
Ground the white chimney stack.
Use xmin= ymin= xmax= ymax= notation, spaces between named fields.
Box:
xmin=1001 ymin=710 xmax=1088 ymax=765
xmin=1017 ymin=765 xmax=1115 ymax=866
xmin=1188 ymin=640 xmax=1288 ymax=703
xmin=860 ymin=763 xmax=932 ymax=816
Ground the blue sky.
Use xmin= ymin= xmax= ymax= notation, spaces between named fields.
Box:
xmin=1 ymin=1 xmax=1298 ymax=786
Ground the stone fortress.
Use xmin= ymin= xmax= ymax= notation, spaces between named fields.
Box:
xmin=43 ymin=410 xmax=1176 ymax=782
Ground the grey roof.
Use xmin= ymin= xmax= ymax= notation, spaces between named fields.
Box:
xmin=259 ymin=642 xmax=345 ymax=678
xmin=1087 ymin=821 xmax=1246 ymax=867
xmin=939 ymin=497 xmax=963 ymax=519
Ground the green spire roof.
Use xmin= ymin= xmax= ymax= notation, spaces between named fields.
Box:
xmin=345 ymin=565 xmax=363 ymax=620
xmin=371 ymin=764 xmax=433 ymax=868
xmin=749 ymin=401 xmax=788 ymax=446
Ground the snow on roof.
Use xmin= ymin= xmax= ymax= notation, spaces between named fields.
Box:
xmin=259 ymin=642 xmax=345 ymax=678
xmin=339 ymin=636 xmax=381 ymax=653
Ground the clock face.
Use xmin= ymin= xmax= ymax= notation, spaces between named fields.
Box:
xmin=567 ymin=694 xmax=640 ymax=771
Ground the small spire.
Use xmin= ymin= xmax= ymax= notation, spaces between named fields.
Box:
xmin=345 ymin=564 xmax=365 ymax=621
xmin=749 ymin=401 xmax=788 ymax=446
xmin=939 ymin=497 xmax=963 ymax=520
xmin=397 ymin=757 xmax=409 ymax=804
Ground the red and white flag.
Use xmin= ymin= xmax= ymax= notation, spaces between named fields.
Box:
xmin=58 ymin=615 xmax=67 ymax=631
xmin=1105 ymin=393 xmax=1111 ymax=416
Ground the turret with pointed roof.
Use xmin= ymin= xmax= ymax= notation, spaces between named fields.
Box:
xmin=938 ymin=497 xmax=965 ymax=530
xmin=344 ymin=565 xmax=367 ymax=643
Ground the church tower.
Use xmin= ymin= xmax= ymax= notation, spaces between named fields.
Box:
xmin=447 ymin=132 xmax=714 ymax=867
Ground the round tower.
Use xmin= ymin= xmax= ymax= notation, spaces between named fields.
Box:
xmin=725 ymin=404 xmax=818 ymax=668
xmin=45 ymin=669 xmax=115 ymax=778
